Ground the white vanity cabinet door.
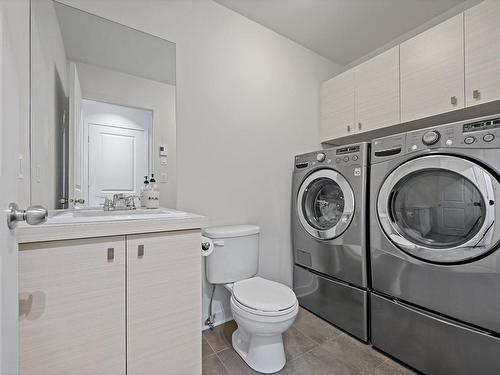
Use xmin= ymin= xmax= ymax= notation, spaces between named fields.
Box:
xmin=465 ymin=1 xmax=500 ymax=107
xmin=354 ymin=46 xmax=400 ymax=132
xmin=320 ymin=69 xmax=355 ymax=142
xmin=126 ymin=230 xmax=202 ymax=375
xmin=19 ymin=236 xmax=126 ymax=375
xmin=400 ymin=14 xmax=464 ymax=123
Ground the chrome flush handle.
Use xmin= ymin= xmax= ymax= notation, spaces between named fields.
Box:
xmin=7 ymin=203 xmax=48 ymax=229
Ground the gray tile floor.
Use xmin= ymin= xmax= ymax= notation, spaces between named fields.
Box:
xmin=202 ymin=307 xmax=417 ymax=375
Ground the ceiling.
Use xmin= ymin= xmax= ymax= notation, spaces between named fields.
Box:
xmin=54 ymin=2 xmax=176 ymax=85
xmin=215 ymin=0 xmax=473 ymax=66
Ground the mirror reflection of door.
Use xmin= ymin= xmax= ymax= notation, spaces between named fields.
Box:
xmin=55 ymin=71 xmax=69 ymax=209
xmin=80 ymin=100 xmax=152 ymax=207
xmin=392 ymin=169 xmax=485 ymax=248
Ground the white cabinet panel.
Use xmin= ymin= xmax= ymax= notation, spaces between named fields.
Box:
xmin=400 ymin=14 xmax=464 ymax=123
xmin=320 ymin=70 xmax=355 ymax=141
xmin=127 ymin=230 xmax=201 ymax=375
xmin=355 ymin=46 xmax=400 ymax=132
xmin=19 ymin=237 xmax=126 ymax=375
xmin=465 ymin=0 xmax=500 ymax=107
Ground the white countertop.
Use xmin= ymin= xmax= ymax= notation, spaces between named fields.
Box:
xmin=16 ymin=208 xmax=208 ymax=244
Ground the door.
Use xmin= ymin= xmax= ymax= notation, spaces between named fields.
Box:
xmin=465 ymin=0 xmax=500 ymax=107
xmin=19 ymin=237 xmax=126 ymax=375
xmin=126 ymin=231 xmax=201 ymax=375
xmin=320 ymin=70 xmax=355 ymax=142
xmin=400 ymin=14 xmax=464 ymax=122
xmin=297 ymin=169 xmax=355 ymax=240
xmin=0 ymin=1 xmax=30 ymax=374
xmin=83 ymin=99 xmax=151 ymax=207
xmin=377 ymin=155 xmax=500 ymax=264
xmin=354 ymin=46 xmax=400 ymax=132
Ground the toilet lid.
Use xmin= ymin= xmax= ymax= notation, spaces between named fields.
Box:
xmin=232 ymin=277 xmax=297 ymax=312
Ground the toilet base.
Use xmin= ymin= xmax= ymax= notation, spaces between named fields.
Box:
xmin=232 ymin=328 xmax=286 ymax=373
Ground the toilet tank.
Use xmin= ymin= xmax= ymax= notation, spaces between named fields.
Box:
xmin=204 ymin=225 xmax=259 ymax=284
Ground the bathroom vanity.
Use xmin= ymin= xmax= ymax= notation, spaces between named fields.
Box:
xmin=16 ymin=209 xmax=207 ymax=375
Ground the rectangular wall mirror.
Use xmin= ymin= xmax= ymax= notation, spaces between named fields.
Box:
xmin=30 ymin=0 xmax=177 ymax=210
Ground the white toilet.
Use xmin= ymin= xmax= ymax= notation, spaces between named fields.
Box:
xmin=204 ymin=225 xmax=298 ymax=374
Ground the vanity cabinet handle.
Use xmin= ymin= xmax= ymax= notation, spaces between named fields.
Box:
xmin=450 ymin=96 xmax=458 ymax=105
xmin=347 ymin=125 xmax=351 ymax=132
xmin=473 ymin=89 xmax=481 ymax=100
xmin=358 ymin=122 xmax=362 ymax=131
xmin=107 ymin=248 xmax=114 ymax=262
xmin=138 ymin=245 xmax=144 ymax=258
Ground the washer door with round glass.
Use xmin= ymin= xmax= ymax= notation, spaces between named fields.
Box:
xmin=297 ymin=169 xmax=355 ymax=240
xmin=378 ymin=155 xmax=500 ymax=264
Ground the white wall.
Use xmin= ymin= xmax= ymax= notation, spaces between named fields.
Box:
xmin=75 ymin=62 xmax=177 ymax=207
xmin=30 ymin=0 xmax=68 ymax=209
xmin=59 ymin=0 xmax=340 ymax=326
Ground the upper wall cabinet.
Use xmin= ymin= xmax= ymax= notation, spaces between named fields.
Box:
xmin=354 ymin=46 xmax=400 ymax=133
xmin=465 ymin=1 xmax=500 ymax=107
xmin=320 ymin=70 xmax=355 ymax=141
xmin=400 ymin=14 xmax=464 ymax=123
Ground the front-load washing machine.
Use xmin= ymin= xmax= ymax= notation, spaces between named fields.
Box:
xmin=292 ymin=143 xmax=369 ymax=342
xmin=370 ymin=115 xmax=500 ymax=374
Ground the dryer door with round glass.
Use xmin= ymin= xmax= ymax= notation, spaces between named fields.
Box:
xmin=377 ymin=155 xmax=500 ymax=264
xmin=297 ymin=169 xmax=355 ymax=240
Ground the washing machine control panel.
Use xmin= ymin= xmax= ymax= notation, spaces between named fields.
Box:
xmin=294 ymin=143 xmax=367 ymax=170
xmin=405 ymin=116 xmax=500 ymax=154
xmin=372 ymin=115 xmax=500 ymax=162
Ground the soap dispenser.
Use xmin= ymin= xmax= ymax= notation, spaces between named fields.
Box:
xmin=146 ymin=173 xmax=160 ymax=209
xmin=140 ymin=176 xmax=149 ymax=207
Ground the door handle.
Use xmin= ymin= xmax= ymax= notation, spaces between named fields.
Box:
xmin=7 ymin=203 xmax=48 ymax=229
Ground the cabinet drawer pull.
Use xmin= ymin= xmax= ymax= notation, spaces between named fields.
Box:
xmin=450 ymin=96 xmax=458 ymax=105
xmin=473 ymin=89 xmax=481 ymax=100
xmin=107 ymin=248 xmax=114 ymax=262
xmin=138 ymin=245 xmax=144 ymax=258
xmin=358 ymin=122 xmax=362 ymax=131
xmin=347 ymin=125 xmax=351 ymax=132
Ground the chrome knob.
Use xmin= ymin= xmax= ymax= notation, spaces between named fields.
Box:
xmin=422 ymin=130 xmax=440 ymax=146
xmin=7 ymin=203 xmax=48 ymax=229
xmin=316 ymin=153 xmax=326 ymax=162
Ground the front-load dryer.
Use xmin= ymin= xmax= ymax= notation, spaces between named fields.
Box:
xmin=292 ymin=143 xmax=369 ymax=341
xmin=370 ymin=115 xmax=500 ymax=374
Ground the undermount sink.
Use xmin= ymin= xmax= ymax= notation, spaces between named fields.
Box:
xmin=46 ymin=207 xmax=188 ymax=225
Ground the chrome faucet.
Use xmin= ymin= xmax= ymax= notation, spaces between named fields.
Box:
xmin=102 ymin=194 xmax=138 ymax=211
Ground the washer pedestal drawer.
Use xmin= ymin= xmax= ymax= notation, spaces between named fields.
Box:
xmin=371 ymin=293 xmax=500 ymax=375
xmin=293 ymin=265 xmax=368 ymax=342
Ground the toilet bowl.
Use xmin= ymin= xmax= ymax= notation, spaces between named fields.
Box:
xmin=204 ymin=225 xmax=298 ymax=373
xmin=226 ymin=277 xmax=298 ymax=373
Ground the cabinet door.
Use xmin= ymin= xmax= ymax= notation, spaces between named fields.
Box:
xmin=19 ymin=237 xmax=126 ymax=375
xmin=127 ymin=230 xmax=201 ymax=375
xmin=355 ymin=46 xmax=400 ymax=132
xmin=465 ymin=1 xmax=500 ymax=107
xmin=320 ymin=69 xmax=355 ymax=141
xmin=400 ymin=14 xmax=464 ymax=123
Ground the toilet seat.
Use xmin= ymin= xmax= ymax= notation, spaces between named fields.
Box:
xmin=232 ymin=277 xmax=297 ymax=316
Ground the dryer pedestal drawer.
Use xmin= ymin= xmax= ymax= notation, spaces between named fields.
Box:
xmin=293 ymin=265 xmax=368 ymax=342
xmin=371 ymin=293 xmax=500 ymax=375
